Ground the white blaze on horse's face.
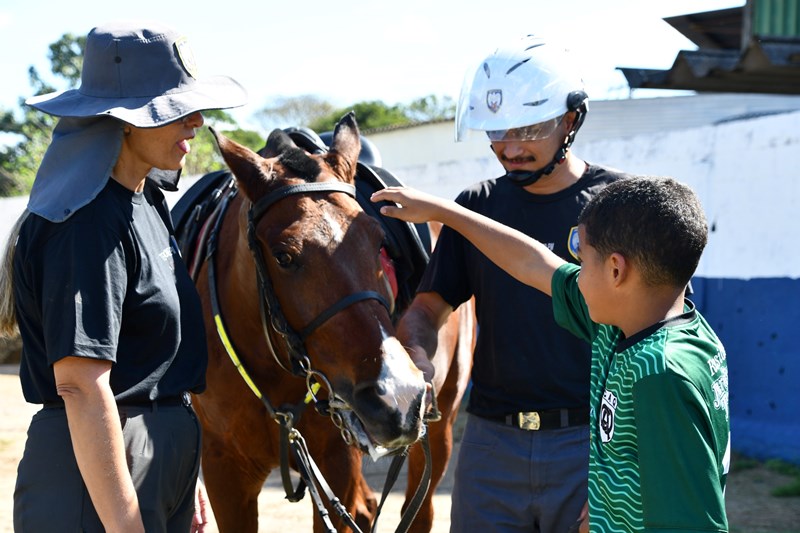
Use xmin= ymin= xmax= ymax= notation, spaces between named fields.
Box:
xmin=320 ymin=210 xmax=345 ymax=246
xmin=377 ymin=325 xmax=427 ymax=424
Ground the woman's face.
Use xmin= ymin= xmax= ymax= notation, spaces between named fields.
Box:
xmin=122 ymin=112 xmax=204 ymax=173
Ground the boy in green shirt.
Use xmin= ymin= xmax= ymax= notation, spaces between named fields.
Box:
xmin=372 ymin=176 xmax=729 ymax=532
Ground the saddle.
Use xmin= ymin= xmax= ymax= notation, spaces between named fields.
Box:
xmin=170 ymin=130 xmax=431 ymax=317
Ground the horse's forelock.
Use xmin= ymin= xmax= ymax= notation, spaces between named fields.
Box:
xmin=278 ymin=147 xmax=321 ymax=182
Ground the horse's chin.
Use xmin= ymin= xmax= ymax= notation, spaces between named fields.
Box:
xmin=342 ymin=411 xmax=423 ymax=461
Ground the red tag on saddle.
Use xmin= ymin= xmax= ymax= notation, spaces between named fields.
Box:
xmin=380 ymin=247 xmax=399 ymax=300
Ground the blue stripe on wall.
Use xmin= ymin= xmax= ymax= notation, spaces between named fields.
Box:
xmin=691 ymin=276 xmax=800 ymax=464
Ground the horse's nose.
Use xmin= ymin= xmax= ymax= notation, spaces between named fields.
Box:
xmin=352 ymin=379 xmax=425 ymax=446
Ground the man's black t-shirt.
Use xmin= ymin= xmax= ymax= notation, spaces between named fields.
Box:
xmin=418 ymin=164 xmax=629 ymax=417
xmin=14 ymin=178 xmax=207 ymax=404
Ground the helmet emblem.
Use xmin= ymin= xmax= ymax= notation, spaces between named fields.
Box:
xmin=486 ymin=89 xmax=503 ymax=113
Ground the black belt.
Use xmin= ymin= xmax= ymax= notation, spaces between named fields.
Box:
xmin=44 ymin=392 xmax=192 ymax=410
xmin=482 ymin=408 xmax=589 ymax=431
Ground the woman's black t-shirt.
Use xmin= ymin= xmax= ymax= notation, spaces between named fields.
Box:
xmin=14 ymin=178 xmax=207 ymax=404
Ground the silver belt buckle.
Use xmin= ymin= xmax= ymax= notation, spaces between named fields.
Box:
xmin=518 ymin=411 xmax=541 ymax=430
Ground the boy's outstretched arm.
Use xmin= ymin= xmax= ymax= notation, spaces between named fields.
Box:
xmin=371 ymin=187 xmax=566 ymax=296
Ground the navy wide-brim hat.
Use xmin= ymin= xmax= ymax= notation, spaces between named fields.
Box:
xmin=25 ymin=20 xmax=248 ymax=222
xmin=26 ymin=20 xmax=247 ymax=127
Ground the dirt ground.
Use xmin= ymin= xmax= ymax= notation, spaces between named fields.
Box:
xmin=1 ymin=364 xmax=798 ymax=532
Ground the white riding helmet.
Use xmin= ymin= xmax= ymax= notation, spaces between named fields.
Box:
xmin=456 ymin=35 xmax=586 ymax=142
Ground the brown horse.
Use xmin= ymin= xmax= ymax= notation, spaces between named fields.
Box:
xmin=183 ymin=112 xmax=473 ymax=532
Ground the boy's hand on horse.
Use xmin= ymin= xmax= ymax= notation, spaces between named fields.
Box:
xmin=371 ymin=187 xmax=454 ymax=224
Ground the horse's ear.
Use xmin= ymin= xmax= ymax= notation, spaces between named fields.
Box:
xmin=210 ymin=128 xmax=273 ymax=200
xmin=327 ymin=112 xmax=361 ymax=182
xmin=259 ymin=129 xmax=298 ymax=158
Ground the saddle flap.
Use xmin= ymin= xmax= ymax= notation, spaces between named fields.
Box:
xmin=354 ymin=162 xmax=431 ymax=314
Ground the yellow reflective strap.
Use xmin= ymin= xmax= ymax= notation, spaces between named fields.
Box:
xmin=304 ymin=382 xmax=321 ymax=404
xmin=214 ymin=314 xmax=263 ymax=399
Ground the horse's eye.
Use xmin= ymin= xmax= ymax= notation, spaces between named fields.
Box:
xmin=273 ymin=251 xmax=294 ymax=268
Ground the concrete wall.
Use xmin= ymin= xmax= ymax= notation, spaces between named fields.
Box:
xmin=368 ymin=107 xmax=800 ymax=464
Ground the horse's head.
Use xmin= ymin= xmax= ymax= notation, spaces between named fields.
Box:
xmin=210 ymin=113 xmax=427 ymax=454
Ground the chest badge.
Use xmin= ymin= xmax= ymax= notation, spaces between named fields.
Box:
xmin=567 ymin=226 xmax=579 ymax=261
xmin=600 ymin=389 xmax=617 ymax=443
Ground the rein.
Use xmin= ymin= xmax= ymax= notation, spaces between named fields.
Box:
xmin=203 ymin=176 xmax=432 ymax=533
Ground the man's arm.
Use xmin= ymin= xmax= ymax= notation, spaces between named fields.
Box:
xmin=396 ymin=291 xmax=454 ymax=384
xmin=372 ymin=187 xmax=565 ymax=295
xmin=54 ymin=356 xmax=145 ymax=533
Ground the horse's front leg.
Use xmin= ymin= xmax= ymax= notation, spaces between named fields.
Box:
xmin=200 ymin=430 xmax=270 ymax=533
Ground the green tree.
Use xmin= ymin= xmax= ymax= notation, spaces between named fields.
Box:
xmin=0 ymin=33 xmax=86 ymax=195
xmin=309 ymin=100 xmax=411 ymax=133
xmin=47 ymin=33 xmax=85 ymax=85
xmin=256 ymin=94 xmax=456 ymax=137
xmin=404 ymin=94 xmax=456 ymax=123
xmin=184 ymin=110 xmax=264 ymax=177
xmin=255 ymin=94 xmax=336 ymax=132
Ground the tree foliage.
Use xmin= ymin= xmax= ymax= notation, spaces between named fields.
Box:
xmin=258 ymin=94 xmax=456 ymax=135
xmin=254 ymin=94 xmax=336 ymax=132
xmin=0 ymin=33 xmax=88 ymax=195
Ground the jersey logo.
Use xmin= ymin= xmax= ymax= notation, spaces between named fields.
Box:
xmin=600 ymin=389 xmax=617 ymax=443
xmin=567 ymin=226 xmax=580 ymax=261
xmin=707 ymin=347 xmax=729 ymax=420
xmin=486 ymin=89 xmax=502 ymax=113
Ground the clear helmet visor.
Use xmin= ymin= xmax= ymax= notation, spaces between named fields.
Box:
xmin=485 ymin=115 xmax=564 ymax=142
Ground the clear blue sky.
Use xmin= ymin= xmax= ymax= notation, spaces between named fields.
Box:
xmin=1 ymin=0 xmax=743 ymax=132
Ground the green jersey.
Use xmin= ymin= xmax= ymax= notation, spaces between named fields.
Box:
xmin=552 ymin=264 xmax=729 ymax=532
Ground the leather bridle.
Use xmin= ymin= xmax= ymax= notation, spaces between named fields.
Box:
xmin=245 ymin=180 xmax=393 ymax=378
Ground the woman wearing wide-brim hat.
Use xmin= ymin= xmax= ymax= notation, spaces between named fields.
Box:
xmin=0 ymin=20 xmax=247 ymax=532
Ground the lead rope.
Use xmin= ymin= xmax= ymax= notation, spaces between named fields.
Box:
xmin=369 ymin=432 xmax=433 ymax=533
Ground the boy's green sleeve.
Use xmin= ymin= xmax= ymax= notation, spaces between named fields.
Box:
xmin=551 ymin=263 xmax=598 ymax=342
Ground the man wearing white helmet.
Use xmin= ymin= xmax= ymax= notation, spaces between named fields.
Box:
xmin=396 ymin=36 xmax=631 ymax=532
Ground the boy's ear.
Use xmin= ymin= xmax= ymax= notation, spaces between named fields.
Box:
xmin=608 ymin=252 xmax=629 ymax=287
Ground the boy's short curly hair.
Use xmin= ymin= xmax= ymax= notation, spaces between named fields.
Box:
xmin=577 ymin=176 xmax=708 ymax=287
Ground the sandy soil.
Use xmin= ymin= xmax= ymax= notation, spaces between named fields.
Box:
xmin=1 ymin=364 xmax=798 ymax=532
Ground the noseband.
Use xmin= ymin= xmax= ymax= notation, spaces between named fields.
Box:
xmin=246 ymin=180 xmax=393 ymax=376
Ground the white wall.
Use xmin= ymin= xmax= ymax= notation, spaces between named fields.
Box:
xmin=369 ymin=109 xmax=800 ymax=280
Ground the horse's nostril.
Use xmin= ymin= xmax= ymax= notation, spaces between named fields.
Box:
xmin=353 ymin=381 xmax=383 ymax=405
